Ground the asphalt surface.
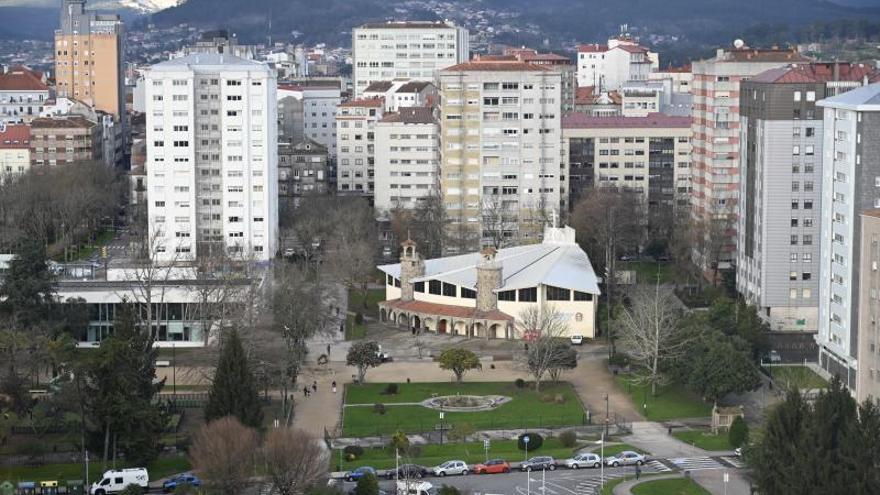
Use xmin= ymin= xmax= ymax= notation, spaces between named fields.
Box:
xmin=333 ymin=456 xmax=746 ymax=495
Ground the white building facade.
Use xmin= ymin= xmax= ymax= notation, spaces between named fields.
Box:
xmin=373 ymin=107 xmax=440 ymax=212
xmin=335 ymin=98 xmax=384 ymax=195
xmin=352 ymin=21 xmax=469 ymax=97
xmin=576 ymin=38 xmax=658 ymax=92
xmin=277 ymin=83 xmax=341 ymax=155
xmin=145 ymin=54 xmax=278 ymax=262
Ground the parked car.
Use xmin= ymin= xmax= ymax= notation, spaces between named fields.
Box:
xmin=163 ymin=473 xmax=201 ymax=493
xmin=386 ymin=464 xmax=430 ymax=479
xmin=734 ymin=447 xmax=742 ymax=457
xmin=605 ymin=451 xmax=645 ymax=467
xmin=520 ymin=456 xmax=556 ymax=472
xmin=564 ymin=453 xmax=602 ymax=469
xmin=473 ymin=459 xmax=511 ymax=474
xmin=769 ymin=350 xmax=782 ymax=363
xmin=433 ymin=460 xmax=469 ymax=476
xmin=396 ymin=481 xmax=435 ymax=495
xmin=345 ymin=466 xmax=377 ymax=482
xmin=569 ymin=335 xmax=584 ymax=346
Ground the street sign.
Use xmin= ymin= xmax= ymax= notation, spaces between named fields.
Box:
xmin=523 ymin=435 xmax=530 ymax=444
xmin=484 ymin=439 xmax=490 ymax=449
xmin=439 ymin=412 xmax=445 ymax=419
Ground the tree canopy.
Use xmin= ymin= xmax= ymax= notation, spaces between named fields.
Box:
xmin=205 ymin=328 xmax=264 ymax=428
xmin=437 ymin=348 xmax=482 ymax=383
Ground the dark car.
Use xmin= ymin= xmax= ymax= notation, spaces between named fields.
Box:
xmin=345 ymin=466 xmax=377 ymax=482
xmin=385 ymin=464 xmax=430 ymax=479
xmin=520 ymin=456 xmax=556 ymax=472
xmin=163 ymin=473 xmax=201 ymax=493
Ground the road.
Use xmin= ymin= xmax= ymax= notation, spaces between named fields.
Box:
xmin=332 ymin=456 xmax=747 ymax=495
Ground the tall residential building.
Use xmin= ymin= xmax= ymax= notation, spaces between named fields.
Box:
xmin=439 ymin=60 xmax=563 ymax=252
xmin=576 ymin=36 xmax=658 ymax=92
xmin=55 ymin=0 xmax=125 ymax=120
xmin=0 ymin=67 xmax=50 ymax=124
xmin=277 ymin=81 xmax=341 ymax=155
xmin=561 ymin=113 xmax=692 ymax=215
xmin=816 ymin=83 xmax=880 ymax=388
xmin=500 ymin=49 xmax=577 ymax=113
xmin=857 ymin=210 xmax=880 ymax=403
xmin=352 ymin=21 xmax=469 ymax=97
xmin=145 ymin=54 xmax=278 ymax=262
xmin=737 ymin=63 xmax=877 ymax=333
xmin=373 ymin=106 xmax=440 ymax=212
xmin=335 ymin=98 xmax=384 ymax=196
xmin=690 ymin=46 xmax=809 ymax=272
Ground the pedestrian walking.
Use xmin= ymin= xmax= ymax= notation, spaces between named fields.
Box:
xmin=326 ymin=343 xmax=331 ymax=355
xmin=312 ymin=381 xmax=318 ymax=393
xmin=303 ymin=386 xmax=309 ymax=398
xmin=332 ymin=380 xmax=337 ymax=393
xmin=411 ymin=326 xmax=416 ymax=336
xmin=635 ymin=464 xmax=641 ymax=480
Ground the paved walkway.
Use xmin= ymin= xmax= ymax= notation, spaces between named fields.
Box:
xmin=623 ymin=422 xmax=706 ymax=458
xmin=690 ymin=469 xmax=752 ymax=495
xmin=613 ymin=474 xmax=683 ymax=495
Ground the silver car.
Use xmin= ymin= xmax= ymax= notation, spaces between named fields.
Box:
xmin=604 ymin=451 xmax=645 ymax=467
xmin=433 ymin=460 xmax=469 ymax=477
xmin=564 ymin=453 xmax=602 ymax=469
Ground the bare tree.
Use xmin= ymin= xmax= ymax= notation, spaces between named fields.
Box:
xmin=120 ymin=228 xmax=177 ymax=337
xmin=518 ymin=304 xmax=569 ymax=392
xmin=263 ymin=428 xmax=329 ymax=495
xmin=691 ymin=202 xmax=736 ymax=286
xmin=189 ymin=416 xmax=259 ymax=495
xmin=480 ymin=196 xmax=517 ymax=250
xmin=412 ymin=190 xmax=448 ymax=258
xmin=616 ymin=284 xmax=689 ymax=396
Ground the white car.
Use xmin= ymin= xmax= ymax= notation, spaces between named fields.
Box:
xmin=570 ymin=335 xmax=584 ymax=345
xmin=90 ymin=468 xmax=149 ymax=495
xmin=604 ymin=451 xmax=645 ymax=467
xmin=564 ymin=453 xmax=602 ymax=469
xmin=433 ymin=460 xmax=469 ymax=476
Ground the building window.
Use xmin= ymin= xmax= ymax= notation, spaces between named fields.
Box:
xmin=546 ymin=285 xmax=571 ymax=301
xmin=428 ymin=280 xmax=442 ymax=295
xmin=498 ymin=290 xmax=516 ymax=301
xmin=414 ymin=281 xmax=425 ymax=293
xmin=518 ymin=287 xmax=537 ymax=302
xmin=573 ymin=291 xmax=592 ymax=301
xmin=442 ymin=282 xmax=457 ymax=297
xmin=461 ymin=287 xmax=476 ymax=299
xmin=387 ymin=274 xmax=393 ymax=286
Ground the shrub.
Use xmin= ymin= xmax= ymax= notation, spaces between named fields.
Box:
xmin=343 ymin=445 xmax=364 ymax=459
xmin=558 ymin=430 xmax=577 ymax=448
xmin=729 ymin=416 xmax=749 ymax=448
xmin=355 ymin=312 xmax=364 ymax=325
xmin=515 ymin=378 xmax=526 ymax=389
xmin=608 ymin=353 xmax=630 ymax=367
xmin=438 ymin=486 xmax=461 ymax=495
xmin=383 ymin=383 xmax=399 ymax=395
xmin=517 ymin=432 xmax=543 ymax=451
xmin=389 ymin=430 xmax=410 ymax=452
xmin=373 ymin=403 xmax=386 ymax=415
xmin=353 ymin=472 xmax=379 ymax=495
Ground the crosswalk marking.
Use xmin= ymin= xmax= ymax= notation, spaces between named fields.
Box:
xmin=669 ymin=457 xmax=725 ymax=471
xmin=645 ymin=460 xmax=673 ymax=472
xmin=718 ymin=456 xmax=745 ymax=469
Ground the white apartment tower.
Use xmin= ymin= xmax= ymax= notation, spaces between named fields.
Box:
xmin=352 ymin=21 xmax=469 ymax=97
xmin=439 ymin=60 xmax=564 ymax=252
xmin=145 ymin=53 xmax=278 ymax=262
xmin=374 ymin=106 xmax=440 ymax=212
xmin=816 ymin=83 xmax=880 ymax=389
xmin=335 ymin=98 xmax=384 ymax=195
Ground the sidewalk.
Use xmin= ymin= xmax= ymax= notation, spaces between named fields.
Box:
xmin=690 ymin=469 xmax=752 ymax=495
xmin=622 ymin=422 xmax=706 ymax=458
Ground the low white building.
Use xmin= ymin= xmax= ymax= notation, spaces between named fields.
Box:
xmin=0 ymin=66 xmax=50 ymax=124
xmin=373 ymin=106 xmax=440 ymax=212
xmin=363 ymin=80 xmax=438 ymax=112
xmin=378 ymin=224 xmax=600 ymax=339
xmin=577 ymin=37 xmax=658 ymax=92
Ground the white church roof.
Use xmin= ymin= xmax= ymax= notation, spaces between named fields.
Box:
xmin=378 ymin=226 xmax=601 ymax=295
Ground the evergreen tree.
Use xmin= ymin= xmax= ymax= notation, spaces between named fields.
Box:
xmin=85 ymin=302 xmax=166 ymax=467
xmin=205 ymin=328 xmax=263 ymax=428
xmin=728 ymin=416 xmax=749 ymax=448
xmin=0 ymin=238 xmax=54 ymax=328
xmin=750 ymin=389 xmax=809 ymax=494
xmin=801 ymin=377 xmax=858 ymax=494
xmin=841 ymin=400 xmax=880 ymax=494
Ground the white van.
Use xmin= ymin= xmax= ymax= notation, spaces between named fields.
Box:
xmin=396 ymin=481 xmax=436 ymax=495
xmin=90 ymin=468 xmax=149 ymax=494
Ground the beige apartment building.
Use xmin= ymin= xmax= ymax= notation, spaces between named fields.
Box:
xmin=561 ymin=113 xmax=692 ymax=216
xmin=373 ymin=106 xmax=440 ymax=212
xmin=29 ymin=116 xmax=102 ymax=166
xmin=55 ymin=0 xmax=125 ymax=120
xmin=858 ymin=210 xmax=880 ymax=403
xmin=335 ymin=98 xmax=384 ymax=195
xmin=438 ymin=60 xmax=564 ymax=253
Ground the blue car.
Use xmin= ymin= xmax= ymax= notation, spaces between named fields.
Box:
xmin=163 ymin=473 xmax=201 ymax=492
xmin=345 ymin=466 xmax=377 ymax=482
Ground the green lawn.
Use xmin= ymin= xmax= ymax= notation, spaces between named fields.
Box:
xmin=339 ymin=439 xmax=644 ymax=471
xmin=348 ymin=288 xmax=386 ymax=318
xmin=346 ymin=314 xmax=368 ymax=340
xmin=618 ymin=262 xmax=677 ymax=285
xmin=631 ymin=478 xmax=711 ymax=495
xmin=766 ymin=366 xmax=828 ymax=390
xmin=0 ymin=456 xmax=191 ymax=485
xmin=343 ymin=382 xmax=585 ymax=437
xmin=614 ymin=375 xmax=712 ymax=421
xmin=672 ymin=429 xmax=732 ymax=451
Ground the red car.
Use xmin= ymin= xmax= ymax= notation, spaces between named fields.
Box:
xmin=473 ymin=459 xmax=511 ymax=474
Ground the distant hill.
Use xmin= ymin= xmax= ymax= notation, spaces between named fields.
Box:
xmin=0 ymin=7 xmax=59 ymax=40
xmin=148 ymin=0 xmax=880 ymax=46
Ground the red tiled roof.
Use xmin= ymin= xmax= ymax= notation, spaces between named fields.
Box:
xmin=477 ymin=54 xmax=519 ymax=62
xmin=578 ymin=44 xmax=608 ymax=53
xmin=442 ymin=61 xmax=549 ymax=72
xmin=379 ymin=106 xmax=436 ymax=124
xmin=575 ymin=86 xmax=595 ymax=104
xmin=0 ymin=124 xmax=30 ymax=148
xmin=381 ymin=298 xmax=514 ymax=322
xmin=616 ymin=44 xmax=649 ymax=54
xmin=0 ymin=68 xmax=48 ymax=92
xmin=339 ymin=97 xmax=384 ymax=108
xmin=608 ymin=90 xmax=622 ymax=105
xmin=562 ymin=112 xmax=692 ymax=129
xmin=749 ymin=63 xmax=880 ymax=84
xmin=719 ymin=48 xmax=810 ymax=63
xmin=29 ymin=116 xmax=96 ymax=129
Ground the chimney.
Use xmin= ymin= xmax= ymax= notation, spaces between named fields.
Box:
xmin=398 ymin=238 xmax=424 ymax=302
xmin=476 ymin=247 xmax=503 ymax=312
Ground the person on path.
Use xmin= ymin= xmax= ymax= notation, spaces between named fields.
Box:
xmin=312 ymin=381 xmax=318 ymax=393
xmin=635 ymin=464 xmax=641 ymax=480
xmin=326 ymin=343 xmax=331 ymax=355
xmin=303 ymin=386 xmax=309 ymax=398
xmin=332 ymin=380 xmax=337 ymax=393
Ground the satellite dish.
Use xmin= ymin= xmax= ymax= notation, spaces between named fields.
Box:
xmin=734 ymin=39 xmax=745 ymax=49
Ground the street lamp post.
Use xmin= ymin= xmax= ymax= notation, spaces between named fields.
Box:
xmin=604 ymin=392 xmax=610 ymax=437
